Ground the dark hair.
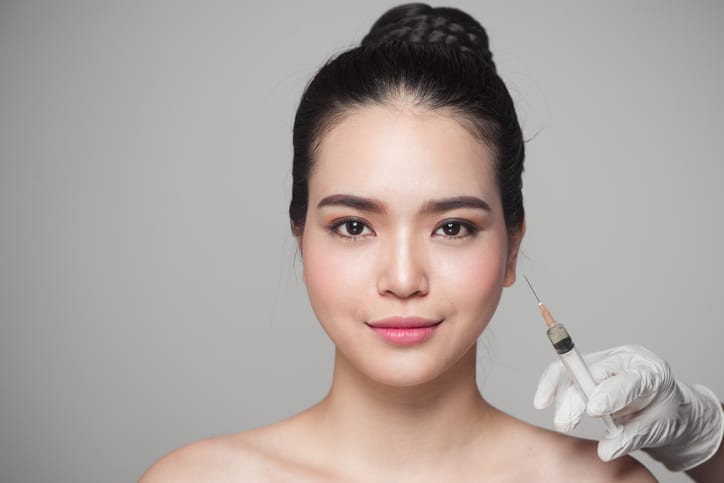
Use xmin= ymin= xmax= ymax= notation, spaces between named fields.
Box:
xmin=289 ymin=3 xmax=524 ymax=236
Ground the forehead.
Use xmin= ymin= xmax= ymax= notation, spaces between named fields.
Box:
xmin=311 ymin=104 xmax=498 ymax=201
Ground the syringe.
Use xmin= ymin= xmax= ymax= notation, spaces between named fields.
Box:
xmin=524 ymin=276 xmax=623 ymax=437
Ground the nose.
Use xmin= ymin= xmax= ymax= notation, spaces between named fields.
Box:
xmin=376 ymin=230 xmax=429 ymax=299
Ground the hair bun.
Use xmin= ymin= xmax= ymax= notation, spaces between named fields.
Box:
xmin=361 ymin=3 xmax=494 ymax=69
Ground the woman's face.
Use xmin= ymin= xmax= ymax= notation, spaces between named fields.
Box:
xmin=300 ymin=104 xmax=522 ymax=387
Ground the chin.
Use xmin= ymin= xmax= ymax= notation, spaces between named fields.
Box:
xmin=344 ymin=341 xmax=479 ymax=389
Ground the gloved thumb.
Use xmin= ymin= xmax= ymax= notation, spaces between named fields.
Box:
xmin=598 ymin=433 xmax=634 ymax=461
xmin=598 ymin=425 xmax=643 ymax=461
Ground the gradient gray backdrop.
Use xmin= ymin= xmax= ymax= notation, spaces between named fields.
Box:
xmin=1 ymin=2 xmax=722 ymax=482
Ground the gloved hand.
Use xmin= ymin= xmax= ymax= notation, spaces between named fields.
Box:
xmin=534 ymin=344 xmax=724 ymax=471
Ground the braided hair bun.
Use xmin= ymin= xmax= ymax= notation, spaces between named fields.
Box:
xmin=361 ymin=3 xmax=495 ymax=70
xmin=290 ymin=3 xmax=524 ymax=236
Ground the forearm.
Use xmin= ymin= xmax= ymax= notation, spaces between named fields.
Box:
xmin=685 ymin=404 xmax=724 ymax=483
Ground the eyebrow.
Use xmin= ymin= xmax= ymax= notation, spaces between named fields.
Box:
xmin=422 ymin=196 xmax=491 ymax=214
xmin=316 ymin=194 xmax=491 ymax=214
xmin=317 ymin=194 xmax=385 ymax=213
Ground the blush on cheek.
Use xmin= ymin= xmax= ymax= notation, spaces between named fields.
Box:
xmin=301 ymin=238 xmax=368 ymax=317
xmin=437 ymin=244 xmax=507 ymax=293
xmin=302 ymin=245 xmax=338 ymax=299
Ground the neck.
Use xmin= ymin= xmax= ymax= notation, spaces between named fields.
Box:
xmin=312 ymin=343 xmax=497 ymax=477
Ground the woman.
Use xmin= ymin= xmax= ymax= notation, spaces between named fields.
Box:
xmin=141 ymin=4 xmax=656 ymax=481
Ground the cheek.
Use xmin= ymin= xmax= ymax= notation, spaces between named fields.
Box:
xmin=434 ymin=239 xmax=508 ymax=309
xmin=301 ymin=234 xmax=371 ymax=317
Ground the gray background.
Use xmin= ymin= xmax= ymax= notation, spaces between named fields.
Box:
xmin=1 ymin=1 xmax=722 ymax=482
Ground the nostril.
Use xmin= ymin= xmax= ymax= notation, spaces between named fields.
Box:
xmin=377 ymin=270 xmax=430 ymax=299
xmin=375 ymin=236 xmax=430 ymax=298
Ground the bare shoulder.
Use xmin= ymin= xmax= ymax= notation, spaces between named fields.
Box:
xmin=536 ymin=430 xmax=657 ymax=482
xmin=488 ymin=413 xmax=656 ymax=482
xmin=138 ymin=413 xmax=332 ymax=483
xmin=138 ymin=434 xmax=266 ymax=483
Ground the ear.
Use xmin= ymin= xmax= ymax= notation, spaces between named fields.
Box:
xmin=503 ymin=221 xmax=525 ymax=287
xmin=295 ymin=233 xmax=306 ymax=285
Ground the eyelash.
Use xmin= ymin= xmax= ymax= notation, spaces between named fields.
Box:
xmin=327 ymin=218 xmax=375 ymax=240
xmin=433 ymin=220 xmax=480 ymax=240
xmin=327 ymin=218 xmax=479 ymax=241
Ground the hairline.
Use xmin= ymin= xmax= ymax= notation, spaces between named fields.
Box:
xmin=308 ymin=92 xmax=501 ymax=179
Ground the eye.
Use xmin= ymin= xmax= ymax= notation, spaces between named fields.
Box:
xmin=329 ymin=218 xmax=374 ymax=239
xmin=433 ymin=220 xmax=478 ymax=239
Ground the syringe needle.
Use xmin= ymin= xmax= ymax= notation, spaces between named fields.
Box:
xmin=523 ymin=274 xmax=542 ymax=304
xmin=523 ymin=274 xmax=558 ymax=328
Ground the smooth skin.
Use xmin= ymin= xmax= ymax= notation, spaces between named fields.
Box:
xmin=140 ymin=103 xmax=656 ymax=482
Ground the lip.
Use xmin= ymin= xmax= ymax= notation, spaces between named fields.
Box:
xmin=367 ymin=316 xmax=442 ymax=328
xmin=366 ymin=316 xmax=443 ymax=346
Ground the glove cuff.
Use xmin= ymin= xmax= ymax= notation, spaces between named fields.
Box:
xmin=645 ymin=382 xmax=724 ymax=472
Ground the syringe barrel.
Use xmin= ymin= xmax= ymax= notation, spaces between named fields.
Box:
xmin=558 ymin=344 xmax=623 ymax=437
xmin=558 ymin=344 xmax=598 ymax=399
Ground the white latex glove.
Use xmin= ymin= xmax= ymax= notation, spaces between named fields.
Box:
xmin=534 ymin=344 xmax=724 ymax=471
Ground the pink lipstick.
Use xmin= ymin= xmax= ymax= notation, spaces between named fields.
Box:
xmin=367 ymin=316 xmax=442 ymax=346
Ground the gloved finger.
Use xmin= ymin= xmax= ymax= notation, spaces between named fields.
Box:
xmin=586 ymin=349 xmax=666 ymax=416
xmin=597 ymin=422 xmax=650 ymax=461
xmin=603 ymin=345 xmax=671 ymax=391
xmin=586 ymin=352 xmax=627 ymax=382
xmin=578 ymin=347 xmax=617 ymax=366
xmin=586 ymin=345 xmax=661 ymax=376
xmin=587 ymin=372 xmax=651 ymax=417
xmin=533 ymin=359 xmax=568 ymax=410
xmin=553 ymin=381 xmax=586 ymax=432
